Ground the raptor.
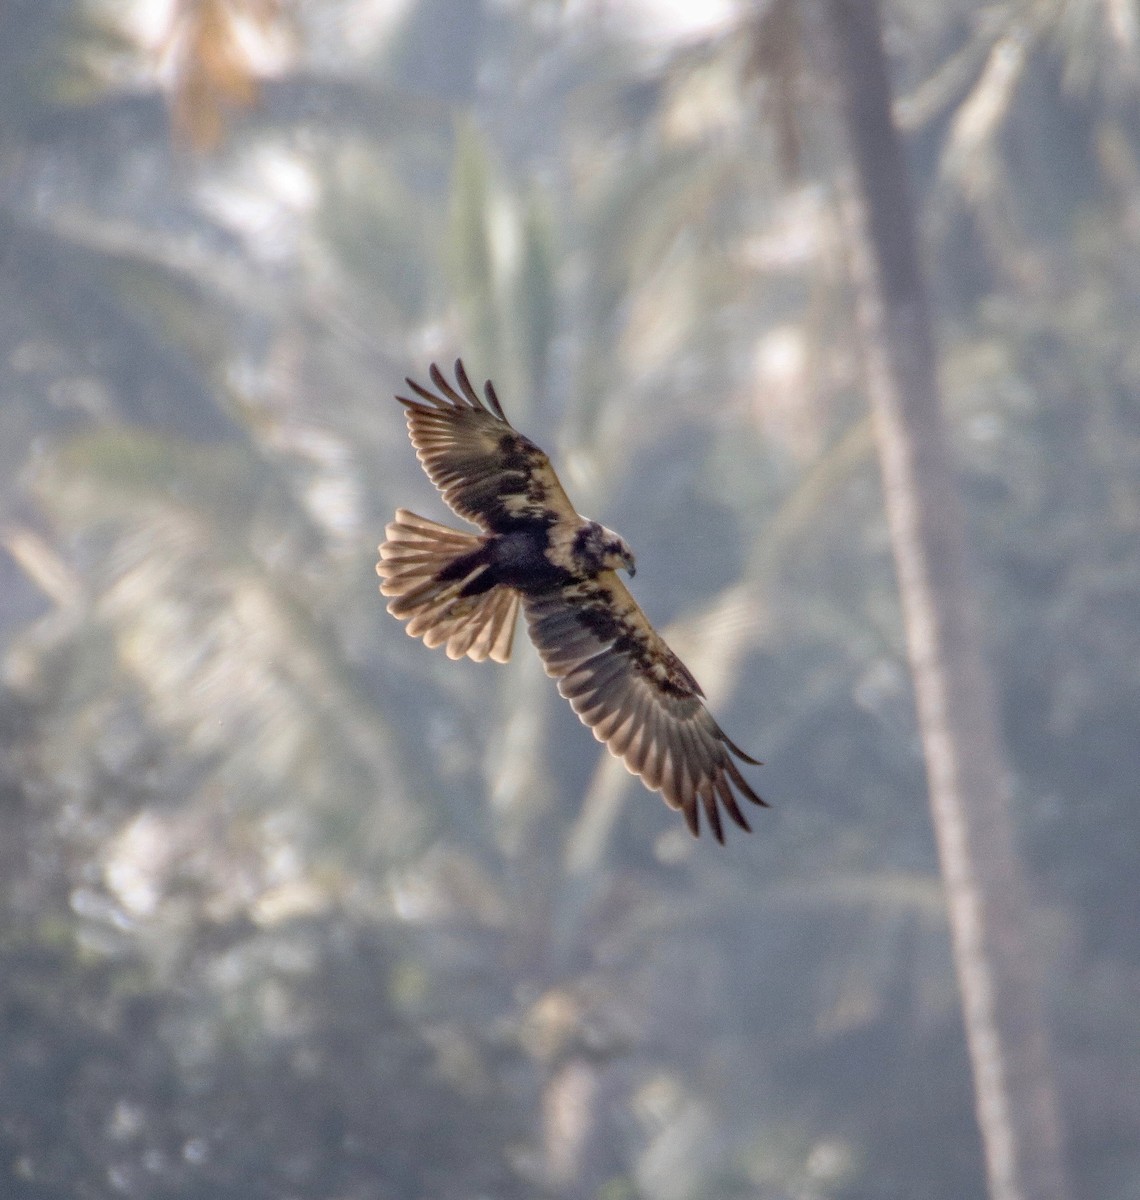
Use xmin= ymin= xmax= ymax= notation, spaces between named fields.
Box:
xmin=377 ymin=361 xmax=765 ymax=842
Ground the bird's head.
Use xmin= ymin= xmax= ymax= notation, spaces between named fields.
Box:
xmin=582 ymin=521 xmax=636 ymax=577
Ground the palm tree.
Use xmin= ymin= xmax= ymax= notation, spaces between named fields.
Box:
xmin=825 ymin=3 xmax=1069 ymax=1199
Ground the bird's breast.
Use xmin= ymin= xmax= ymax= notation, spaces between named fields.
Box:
xmin=485 ymin=525 xmax=572 ymax=593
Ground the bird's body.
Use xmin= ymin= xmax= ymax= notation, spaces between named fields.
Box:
xmin=377 ymin=360 xmax=765 ymax=842
xmin=435 ymin=521 xmax=604 ymax=596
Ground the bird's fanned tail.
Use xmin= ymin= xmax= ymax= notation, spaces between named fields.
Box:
xmin=377 ymin=509 xmax=518 ymax=663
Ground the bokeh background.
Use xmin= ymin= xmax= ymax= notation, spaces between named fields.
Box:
xmin=0 ymin=2 xmax=1137 ymax=1198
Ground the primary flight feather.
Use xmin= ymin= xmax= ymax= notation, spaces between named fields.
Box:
xmin=377 ymin=360 xmax=766 ymax=843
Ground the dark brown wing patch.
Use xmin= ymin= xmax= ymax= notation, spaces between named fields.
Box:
xmin=522 ymin=574 xmax=765 ymax=843
xmin=398 ymin=360 xmax=580 ymax=533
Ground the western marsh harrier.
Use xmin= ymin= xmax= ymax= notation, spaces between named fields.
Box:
xmin=377 ymin=361 xmax=765 ymax=842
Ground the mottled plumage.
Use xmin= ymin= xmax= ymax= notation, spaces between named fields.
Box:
xmin=377 ymin=360 xmax=765 ymax=842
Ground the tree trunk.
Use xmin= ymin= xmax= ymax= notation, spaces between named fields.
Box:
xmin=823 ymin=3 xmax=1070 ymax=1199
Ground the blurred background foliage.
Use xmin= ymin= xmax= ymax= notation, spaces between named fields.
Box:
xmin=0 ymin=1 xmax=1136 ymax=1198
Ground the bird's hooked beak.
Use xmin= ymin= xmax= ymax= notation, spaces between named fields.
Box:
xmin=597 ymin=524 xmax=636 ymax=577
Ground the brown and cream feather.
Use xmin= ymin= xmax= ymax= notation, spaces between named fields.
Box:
xmin=522 ymin=574 xmax=763 ymax=842
xmin=397 ymin=361 xmax=579 ymax=533
xmin=378 ymin=509 xmax=518 ymax=663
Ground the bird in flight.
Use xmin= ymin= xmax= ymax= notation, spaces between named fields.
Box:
xmin=377 ymin=361 xmax=765 ymax=842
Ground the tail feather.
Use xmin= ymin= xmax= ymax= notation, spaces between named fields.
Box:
xmin=377 ymin=509 xmax=518 ymax=663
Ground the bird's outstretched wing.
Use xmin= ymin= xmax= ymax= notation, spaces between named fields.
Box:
xmin=398 ymin=360 xmax=580 ymax=533
xmin=522 ymin=575 xmax=765 ymax=843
